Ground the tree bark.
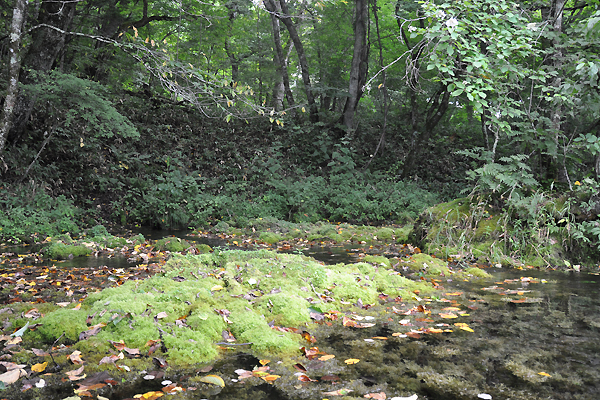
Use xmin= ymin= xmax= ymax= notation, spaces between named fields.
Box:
xmin=0 ymin=0 xmax=27 ymax=154
xmin=266 ymin=0 xmax=318 ymax=122
xmin=342 ymin=0 xmax=369 ymax=131
xmin=264 ymin=0 xmax=295 ymax=111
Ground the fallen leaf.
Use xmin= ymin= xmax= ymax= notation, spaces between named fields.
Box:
xmin=538 ymin=372 xmax=551 ymax=377
xmin=68 ymin=350 xmax=84 ymax=365
xmin=155 ymin=312 xmax=168 ymax=320
xmin=319 ymin=354 xmax=335 ymax=361
xmin=259 ymin=359 xmax=270 ymax=365
xmin=31 ymin=362 xmax=47 ymax=373
xmin=364 ymin=392 xmax=386 ymax=399
xmin=66 ymin=365 xmax=85 ymax=377
xmin=198 ymin=374 xmax=225 ymax=387
xmin=439 ymin=313 xmax=458 ymax=319
xmin=477 ymin=394 xmax=492 ymax=400
xmin=344 ymin=358 xmax=360 ymax=365
xmin=323 ymin=388 xmax=353 ymax=396
xmin=390 ymin=395 xmax=418 ymax=400
xmin=0 ymin=368 xmax=25 ymax=385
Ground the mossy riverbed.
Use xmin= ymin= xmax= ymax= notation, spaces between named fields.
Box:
xmin=1 ymin=224 xmax=599 ymax=399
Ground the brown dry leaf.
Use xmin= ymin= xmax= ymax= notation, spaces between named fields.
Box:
xmin=0 ymin=368 xmax=25 ymax=385
xmin=406 ymin=332 xmax=421 ymax=339
xmin=99 ymin=355 xmax=120 ymax=365
xmin=7 ymin=336 xmax=22 ymax=345
xmin=23 ymin=308 xmax=40 ymax=319
xmin=108 ymin=340 xmax=126 ymax=351
xmin=66 ymin=365 xmax=85 ymax=377
xmin=31 ymin=362 xmax=47 ymax=373
xmin=68 ymin=350 xmax=84 ymax=365
xmin=31 ymin=348 xmax=50 ymax=357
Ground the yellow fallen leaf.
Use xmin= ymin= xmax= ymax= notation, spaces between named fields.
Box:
xmin=198 ymin=374 xmax=225 ymax=387
xmin=259 ymin=359 xmax=270 ymax=365
xmin=31 ymin=362 xmax=48 ymax=373
xmin=538 ymin=372 xmax=551 ymax=377
xmin=439 ymin=313 xmax=458 ymax=319
xmin=344 ymin=358 xmax=360 ymax=365
xmin=319 ymin=354 xmax=335 ymax=361
xmin=211 ymin=285 xmax=224 ymax=291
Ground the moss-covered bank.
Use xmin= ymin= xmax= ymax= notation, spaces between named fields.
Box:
xmin=410 ymin=194 xmax=599 ymax=269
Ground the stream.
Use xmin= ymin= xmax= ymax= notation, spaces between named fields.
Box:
xmin=1 ymin=231 xmax=599 ymax=400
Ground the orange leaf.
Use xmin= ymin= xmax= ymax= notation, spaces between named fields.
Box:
xmin=319 ymin=354 xmax=335 ymax=361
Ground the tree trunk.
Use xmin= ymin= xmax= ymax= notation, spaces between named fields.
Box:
xmin=264 ymin=0 xmax=295 ymax=111
xmin=9 ymin=0 xmax=76 ymax=141
xmin=266 ymin=0 xmax=318 ymax=122
xmin=0 ymin=0 xmax=27 ymax=154
xmin=342 ymin=0 xmax=369 ymax=131
xmin=401 ymin=85 xmax=450 ymax=178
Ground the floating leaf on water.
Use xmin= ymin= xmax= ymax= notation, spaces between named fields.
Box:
xmin=439 ymin=313 xmax=458 ymax=319
xmin=198 ymin=374 xmax=225 ymax=387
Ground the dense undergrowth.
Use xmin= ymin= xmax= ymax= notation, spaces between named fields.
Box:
xmin=1 ymin=93 xmax=599 ymax=267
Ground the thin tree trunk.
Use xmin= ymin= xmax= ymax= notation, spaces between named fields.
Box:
xmin=266 ymin=0 xmax=318 ymax=122
xmin=342 ymin=0 xmax=369 ymax=131
xmin=362 ymin=0 xmax=387 ymax=171
xmin=264 ymin=0 xmax=295 ymax=111
xmin=0 ymin=0 xmax=27 ymax=154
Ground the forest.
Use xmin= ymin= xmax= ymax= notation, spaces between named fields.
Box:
xmin=2 ymin=1 xmax=600 ymax=399
xmin=1 ymin=0 xmax=600 ymax=267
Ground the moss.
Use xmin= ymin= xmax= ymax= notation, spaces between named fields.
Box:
xmin=258 ymin=231 xmax=283 ymax=244
xmin=257 ymin=293 xmax=311 ymax=326
xmin=474 ymin=215 xmax=503 ymax=239
xmin=44 ymin=242 xmax=92 ymax=259
xmin=402 ymin=253 xmax=449 ymax=276
xmin=213 ymin=221 xmax=230 ymax=233
xmin=375 ymin=227 xmax=394 ymax=240
xmin=195 ymin=243 xmax=212 ymax=253
xmin=363 ymin=255 xmax=391 ymax=269
xmin=156 ymin=237 xmax=191 ymax=252
xmin=35 ymin=308 xmax=89 ymax=342
xmin=463 ymin=267 xmax=492 ymax=278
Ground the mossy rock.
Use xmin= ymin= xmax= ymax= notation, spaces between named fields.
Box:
xmin=32 ymin=250 xmax=439 ymax=367
xmin=156 ymin=237 xmax=191 ymax=252
xmin=374 ymin=227 xmax=395 ymax=240
xmin=258 ymin=231 xmax=282 ymax=244
xmin=45 ymin=242 xmax=92 ymax=259
xmin=401 ymin=253 xmax=450 ymax=277
xmin=213 ymin=221 xmax=230 ymax=233
xmin=463 ymin=267 xmax=492 ymax=278
xmin=364 ymin=255 xmax=391 ymax=269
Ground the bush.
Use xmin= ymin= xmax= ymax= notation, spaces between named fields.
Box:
xmin=0 ymin=186 xmax=83 ymax=243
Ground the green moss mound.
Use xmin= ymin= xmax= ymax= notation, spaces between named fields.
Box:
xmin=31 ymin=249 xmax=437 ymax=367
xmin=156 ymin=237 xmax=191 ymax=252
xmin=44 ymin=242 xmax=92 ymax=259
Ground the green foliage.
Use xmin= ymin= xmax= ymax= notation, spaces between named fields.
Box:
xmin=23 ymin=70 xmax=139 ymax=140
xmin=0 ymin=186 xmax=83 ymax=243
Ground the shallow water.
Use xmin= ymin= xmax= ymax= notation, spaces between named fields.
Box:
xmin=2 ymin=233 xmax=600 ymax=399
